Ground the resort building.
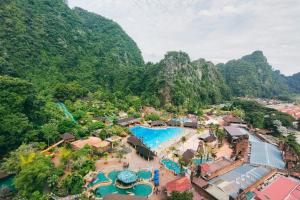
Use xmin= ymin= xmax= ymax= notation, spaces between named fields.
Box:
xmin=60 ymin=132 xmax=75 ymax=143
xmin=182 ymin=149 xmax=195 ymax=164
xmin=105 ymin=135 xmax=122 ymax=147
xmin=71 ymin=136 xmax=110 ymax=152
xmin=165 ymin=176 xmax=193 ymax=196
xmin=127 ymin=136 xmax=142 ymax=148
xmin=206 ymin=164 xmax=274 ymax=200
xmin=224 ymin=126 xmax=249 ymax=144
xmin=223 ymin=115 xmax=245 ymax=126
xmin=255 ymin=175 xmax=300 ymax=200
xmin=117 ymin=117 xmax=140 ymax=126
xmin=167 ymin=115 xmax=199 ymax=128
xmin=149 ymin=120 xmax=166 ymax=127
xmin=199 ymin=157 xmax=244 ymax=180
xmin=136 ymin=144 xmax=156 ymax=160
xmin=199 ymin=131 xmax=218 ymax=148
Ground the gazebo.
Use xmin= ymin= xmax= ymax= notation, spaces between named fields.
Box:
xmin=116 ymin=170 xmax=138 ymax=188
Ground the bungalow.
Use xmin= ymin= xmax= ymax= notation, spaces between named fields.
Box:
xmin=199 ymin=131 xmax=217 ymax=148
xmin=71 ymin=136 xmax=110 ymax=152
xmin=224 ymin=126 xmax=249 ymax=144
xmin=136 ymin=144 xmax=156 ymax=161
xmin=117 ymin=117 xmax=140 ymax=126
xmin=105 ymin=135 xmax=122 ymax=147
xmin=60 ymin=132 xmax=75 ymax=143
xmin=127 ymin=136 xmax=142 ymax=148
xmin=165 ymin=177 xmax=192 ymax=196
xmin=149 ymin=120 xmax=166 ymax=127
xmin=223 ymin=115 xmax=245 ymax=126
xmin=182 ymin=149 xmax=195 ymax=164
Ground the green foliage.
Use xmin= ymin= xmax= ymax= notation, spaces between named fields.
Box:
xmin=232 ymin=99 xmax=294 ymax=129
xmin=14 ymin=155 xmax=53 ymax=198
xmin=0 ymin=76 xmax=49 ymax=156
xmin=145 ymin=113 xmax=160 ymax=121
xmin=166 ymin=191 xmax=193 ymax=200
xmin=286 ymin=72 xmax=300 ymax=94
xmin=286 ymin=133 xmax=300 ymax=157
xmin=142 ymin=52 xmax=231 ymax=108
xmin=218 ymin=51 xmax=291 ymax=99
xmin=54 ymin=82 xmax=88 ymax=101
xmin=0 ymin=0 xmax=144 ymax=94
xmin=61 ymin=173 xmax=84 ymax=195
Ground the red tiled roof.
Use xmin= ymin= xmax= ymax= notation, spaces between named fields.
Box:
xmin=166 ymin=177 xmax=192 ymax=193
xmin=200 ymin=163 xmax=210 ymax=173
xmin=255 ymin=176 xmax=300 ymax=200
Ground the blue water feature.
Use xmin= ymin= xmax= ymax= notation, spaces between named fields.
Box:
xmin=161 ymin=159 xmax=184 ymax=175
xmin=94 ymin=170 xmax=153 ymax=198
xmin=88 ymin=172 xmax=110 ymax=187
xmin=129 ymin=126 xmax=184 ymax=150
xmin=0 ymin=176 xmax=15 ymax=192
xmin=57 ymin=102 xmax=76 ymax=123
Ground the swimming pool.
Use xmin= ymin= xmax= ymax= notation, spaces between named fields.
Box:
xmin=0 ymin=176 xmax=15 ymax=192
xmin=94 ymin=170 xmax=153 ymax=198
xmin=137 ymin=170 xmax=152 ymax=180
xmin=88 ymin=172 xmax=110 ymax=187
xmin=130 ymin=126 xmax=184 ymax=150
xmin=161 ymin=159 xmax=184 ymax=175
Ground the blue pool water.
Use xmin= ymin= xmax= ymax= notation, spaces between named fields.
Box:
xmin=95 ymin=170 xmax=153 ymax=198
xmin=161 ymin=159 xmax=184 ymax=175
xmin=88 ymin=172 xmax=110 ymax=187
xmin=130 ymin=126 xmax=184 ymax=150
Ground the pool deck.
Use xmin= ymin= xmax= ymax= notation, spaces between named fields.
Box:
xmin=156 ymin=128 xmax=197 ymax=155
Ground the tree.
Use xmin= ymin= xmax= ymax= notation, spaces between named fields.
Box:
xmin=103 ymin=152 xmax=109 ymax=164
xmin=1 ymin=144 xmax=37 ymax=174
xmin=116 ymin=150 xmax=125 ymax=163
xmin=14 ymin=156 xmax=53 ymax=198
xmin=166 ymin=191 xmax=193 ymax=200
xmin=61 ymin=173 xmax=84 ymax=195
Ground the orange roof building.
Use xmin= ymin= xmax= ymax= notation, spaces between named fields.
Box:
xmin=165 ymin=177 xmax=192 ymax=195
xmin=71 ymin=136 xmax=110 ymax=151
xmin=255 ymin=176 xmax=300 ymax=200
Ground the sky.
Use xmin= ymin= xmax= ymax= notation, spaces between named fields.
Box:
xmin=68 ymin=0 xmax=300 ymax=75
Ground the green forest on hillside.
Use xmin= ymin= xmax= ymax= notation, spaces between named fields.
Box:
xmin=1 ymin=0 xmax=300 ymax=199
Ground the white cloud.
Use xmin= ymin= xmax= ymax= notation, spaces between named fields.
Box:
xmin=69 ymin=0 xmax=300 ymax=75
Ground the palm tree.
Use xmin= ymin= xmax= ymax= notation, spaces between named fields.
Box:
xmin=169 ymin=146 xmax=177 ymax=161
xmin=178 ymin=156 xmax=188 ymax=174
xmin=196 ymin=150 xmax=204 ymax=162
xmin=116 ymin=150 xmax=124 ymax=163
xmin=180 ymin=136 xmax=187 ymax=152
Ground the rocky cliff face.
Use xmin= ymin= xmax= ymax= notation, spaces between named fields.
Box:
xmin=144 ymin=51 xmax=231 ymax=107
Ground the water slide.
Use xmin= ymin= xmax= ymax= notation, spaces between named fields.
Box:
xmin=57 ymin=102 xmax=76 ymax=123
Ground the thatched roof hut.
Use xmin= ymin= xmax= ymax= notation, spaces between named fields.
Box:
xmin=150 ymin=120 xmax=166 ymax=127
xmin=136 ymin=145 xmax=156 ymax=160
xmin=127 ymin=136 xmax=142 ymax=148
xmin=182 ymin=149 xmax=195 ymax=164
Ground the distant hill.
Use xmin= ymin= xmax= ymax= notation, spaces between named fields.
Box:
xmin=286 ymin=72 xmax=300 ymax=94
xmin=141 ymin=51 xmax=231 ymax=109
xmin=0 ymin=0 xmax=144 ymax=93
xmin=218 ymin=51 xmax=291 ymax=100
